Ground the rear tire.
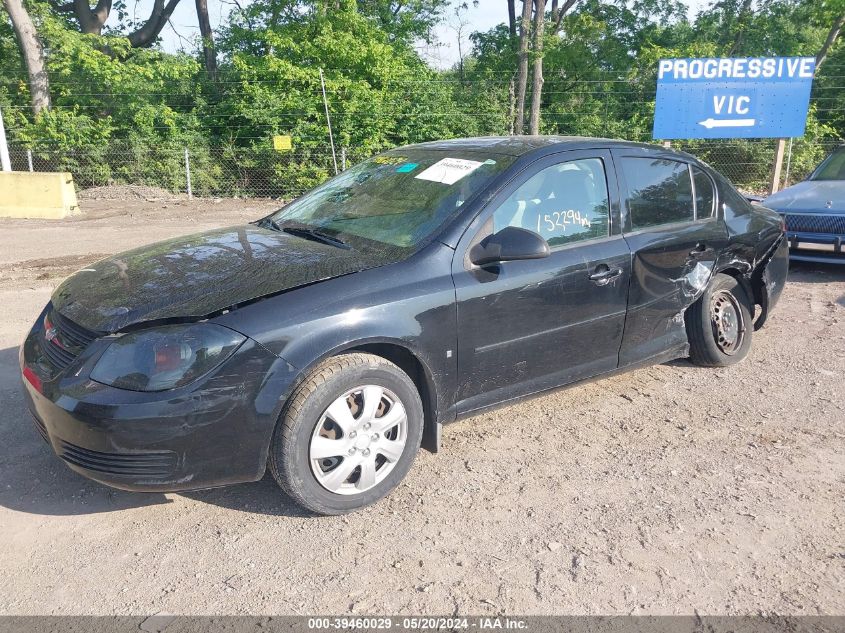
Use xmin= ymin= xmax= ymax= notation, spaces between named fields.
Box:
xmin=686 ymin=273 xmax=753 ymax=367
xmin=269 ymin=353 xmax=423 ymax=515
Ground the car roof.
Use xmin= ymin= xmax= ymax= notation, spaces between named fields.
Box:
xmin=396 ymin=136 xmax=665 ymax=157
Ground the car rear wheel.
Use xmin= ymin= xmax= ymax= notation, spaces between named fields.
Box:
xmin=269 ymin=353 xmax=423 ymax=515
xmin=686 ymin=273 xmax=753 ymax=367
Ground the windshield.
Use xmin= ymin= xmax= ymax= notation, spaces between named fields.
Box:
xmin=265 ymin=150 xmax=515 ymax=249
xmin=810 ymin=148 xmax=845 ymax=181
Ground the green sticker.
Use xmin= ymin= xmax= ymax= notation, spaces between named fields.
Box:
xmin=396 ymin=162 xmax=419 ymax=173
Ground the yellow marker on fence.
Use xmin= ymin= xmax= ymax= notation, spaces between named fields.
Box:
xmin=273 ymin=135 xmax=292 ymax=151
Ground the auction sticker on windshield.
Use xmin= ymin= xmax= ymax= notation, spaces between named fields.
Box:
xmin=415 ymin=158 xmax=483 ymax=185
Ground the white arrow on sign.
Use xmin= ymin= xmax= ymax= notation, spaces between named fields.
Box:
xmin=698 ymin=117 xmax=756 ymax=129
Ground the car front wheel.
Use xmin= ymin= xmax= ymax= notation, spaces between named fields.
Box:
xmin=686 ymin=272 xmax=754 ymax=367
xmin=269 ymin=353 xmax=424 ymax=515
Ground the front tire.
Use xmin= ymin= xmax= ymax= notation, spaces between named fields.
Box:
xmin=269 ymin=353 xmax=424 ymax=515
xmin=686 ymin=273 xmax=753 ymax=367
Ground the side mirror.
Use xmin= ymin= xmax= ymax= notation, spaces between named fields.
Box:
xmin=469 ymin=226 xmax=551 ymax=267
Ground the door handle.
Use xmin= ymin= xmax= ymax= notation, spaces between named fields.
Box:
xmin=589 ymin=265 xmax=623 ymax=286
xmin=689 ymin=242 xmax=707 ymax=256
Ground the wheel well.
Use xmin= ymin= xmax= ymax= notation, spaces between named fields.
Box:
xmin=715 ymin=267 xmax=756 ymax=307
xmin=346 ymin=343 xmax=440 ymax=453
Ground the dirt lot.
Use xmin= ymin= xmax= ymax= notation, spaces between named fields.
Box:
xmin=0 ymin=191 xmax=843 ymax=616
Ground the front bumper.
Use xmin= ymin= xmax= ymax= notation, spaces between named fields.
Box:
xmin=20 ymin=313 xmax=297 ymax=492
xmin=786 ymin=232 xmax=845 ymax=264
xmin=778 ymin=212 xmax=845 ymax=264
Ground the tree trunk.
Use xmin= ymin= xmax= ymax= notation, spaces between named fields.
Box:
xmin=817 ymin=12 xmax=845 ymax=71
xmin=507 ymin=0 xmax=516 ymax=39
xmin=3 ymin=0 xmax=50 ymax=116
xmin=514 ymin=0 xmax=533 ymax=135
xmin=728 ymin=0 xmax=753 ymax=55
xmin=551 ymin=0 xmax=576 ymax=33
xmin=508 ymin=76 xmax=515 ymax=135
xmin=72 ymin=0 xmax=112 ymax=34
xmin=195 ymin=0 xmax=217 ymax=79
xmin=528 ymin=0 xmax=545 ymax=135
xmin=127 ymin=0 xmax=182 ymax=48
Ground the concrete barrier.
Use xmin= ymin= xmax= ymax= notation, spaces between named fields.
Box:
xmin=0 ymin=172 xmax=79 ymax=219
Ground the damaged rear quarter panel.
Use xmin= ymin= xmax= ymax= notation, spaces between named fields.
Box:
xmin=718 ymin=197 xmax=788 ymax=327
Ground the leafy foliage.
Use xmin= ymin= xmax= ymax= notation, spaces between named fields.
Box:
xmin=0 ymin=0 xmax=842 ymax=195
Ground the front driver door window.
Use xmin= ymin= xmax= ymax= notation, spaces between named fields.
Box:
xmin=492 ymin=158 xmax=611 ymax=248
xmin=451 ymin=152 xmax=631 ymax=414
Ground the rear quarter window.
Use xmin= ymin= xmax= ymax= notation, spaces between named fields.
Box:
xmin=693 ymin=167 xmax=716 ymax=219
xmin=712 ymin=171 xmax=753 ymax=217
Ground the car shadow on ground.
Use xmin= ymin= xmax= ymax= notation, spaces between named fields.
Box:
xmin=179 ymin=475 xmax=313 ymax=518
xmin=0 ymin=345 xmax=310 ymax=518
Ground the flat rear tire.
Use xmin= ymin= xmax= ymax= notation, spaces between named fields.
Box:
xmin=686 ymin=273 xmax=753 ymax=367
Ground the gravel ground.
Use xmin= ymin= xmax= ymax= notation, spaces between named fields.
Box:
xmin=0 ymin=196 xmax=843 ymax=616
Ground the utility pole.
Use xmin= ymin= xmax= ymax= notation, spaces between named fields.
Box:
xmin=319 ymin=69 xmax=338 ymax=176
xmin=184 ymin=148 xmax=193 ymax=198
xmin=0 ymin=105 xmax=11 ymax=172
xmin=770 ymin=138 xmax=787 ymax=195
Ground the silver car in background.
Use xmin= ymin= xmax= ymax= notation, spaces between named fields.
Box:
xmin=763 ymin=146 xmax=845 ymax=264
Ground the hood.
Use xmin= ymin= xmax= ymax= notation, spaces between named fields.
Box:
xmin=52 ymin=224 xmax=393 ymax=333
xmin=762 ymin=180 xmax=845 ymax=213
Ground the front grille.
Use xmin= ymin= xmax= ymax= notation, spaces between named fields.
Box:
xmin=783 ymin=213 xmax=845 ymax=235
xmin=40 ymin=309 xmax=100 ymax=371
xmin=56 ymin=439 xmax=177 ymax=478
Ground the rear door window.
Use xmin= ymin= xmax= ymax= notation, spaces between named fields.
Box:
xmin=622 ymin=158 xmax=694 ymax=231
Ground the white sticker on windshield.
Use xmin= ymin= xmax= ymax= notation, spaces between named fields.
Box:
xmin=415 ymin=158 xmax=484 ymax=185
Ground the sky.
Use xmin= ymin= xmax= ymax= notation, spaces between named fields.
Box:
xmin=155 ymin=0 xmax=714 ymax=68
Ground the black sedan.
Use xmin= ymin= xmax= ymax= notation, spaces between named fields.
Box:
xmin=20 ymin=137 xmax=789 ymax=515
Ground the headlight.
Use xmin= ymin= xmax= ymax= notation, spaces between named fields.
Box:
xmin=90 ymin=323 xmax=246 ymax=392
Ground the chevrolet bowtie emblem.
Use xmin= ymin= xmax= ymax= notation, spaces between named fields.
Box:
xmin=45 ymin=326 xmax=66 ymax=349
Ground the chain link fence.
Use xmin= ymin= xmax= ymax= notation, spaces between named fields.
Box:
xmin=7 ymin=143 xmax=357 ymax=200
xmin=7 ymin=137 xmax=842 ymax=200
xmin=670 ymin=138 xmax=841 ymax=194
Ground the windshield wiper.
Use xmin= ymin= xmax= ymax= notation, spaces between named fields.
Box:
xmin=280 ymin=224 xmax=351 ymax=250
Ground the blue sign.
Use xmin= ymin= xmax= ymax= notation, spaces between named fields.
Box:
xmin=653 ymin=57 xmax=816 ymax=139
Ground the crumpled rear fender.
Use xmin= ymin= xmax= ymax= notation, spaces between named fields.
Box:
xmin=750 ymin=234 xmax=789 ymax=330
xmin=704 ymin=234 xmax=787 ymax=331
